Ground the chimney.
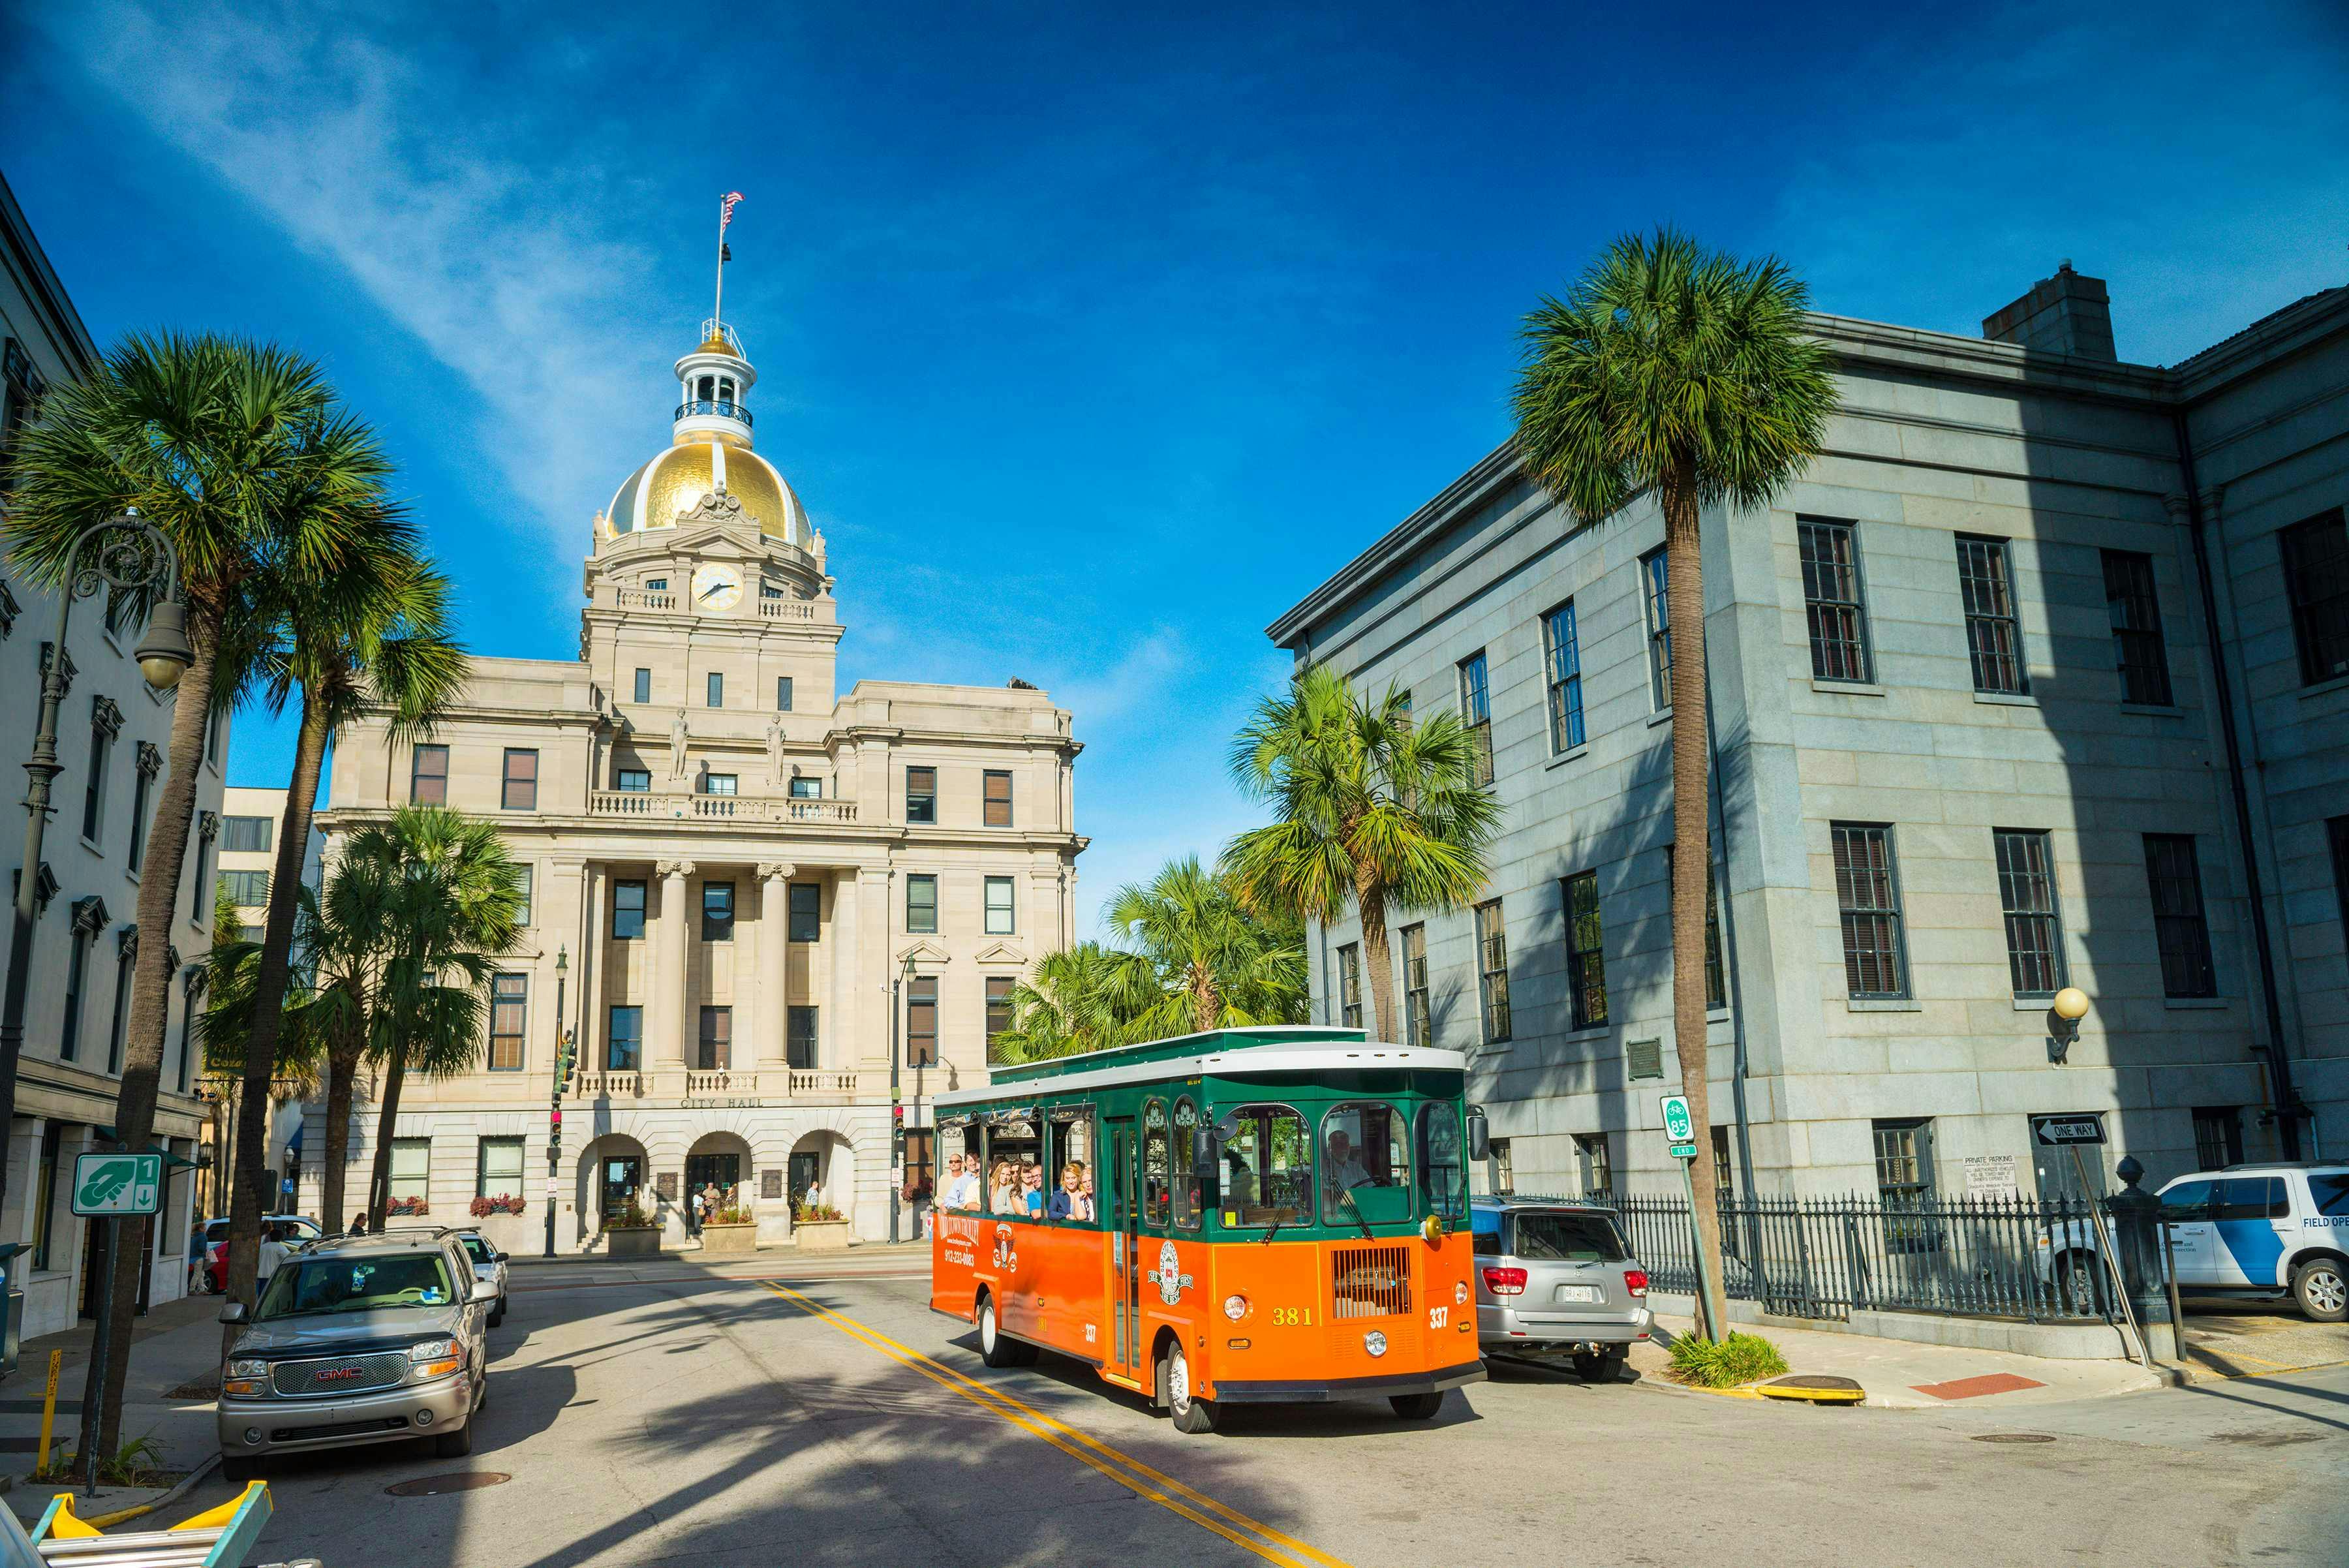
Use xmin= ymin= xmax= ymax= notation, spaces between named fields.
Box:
xmin=1981 ymin=260 xmax=2117 ymax=361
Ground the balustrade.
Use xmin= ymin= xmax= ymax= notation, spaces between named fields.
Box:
xmin=588 ymin=791 xmax=857 ymax=823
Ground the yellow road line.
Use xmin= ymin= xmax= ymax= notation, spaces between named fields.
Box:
xmin=759 ymin=1282 xmax=1356 ymax=1568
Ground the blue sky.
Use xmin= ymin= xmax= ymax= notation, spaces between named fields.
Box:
xmin=5 ymin=1 xmax=2344 ymax=935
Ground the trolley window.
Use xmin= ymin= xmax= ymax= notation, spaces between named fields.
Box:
xmin=1143 ymin=1099 xmax=1171 ymax=1227
xmin=1218 ymin=1105 xmax=1310 ymax=1229
xmin=940 ymin=1118 xmax=983 ymax=1210
xmin=1319 ymin=1102 xmax=1412 ymax=1227
xmin=1417 ymin=1101 xmax=1467 ymax=1220
xmin=1046 ymin=1106 xmax=1098 ymax=1223
xmin=1172 ymin=1098 xmax=1203 ymax=1231
xmin=985 ymin=1113 xmax=1042 ymax=1218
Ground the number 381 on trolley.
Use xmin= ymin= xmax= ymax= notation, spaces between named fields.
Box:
xmin=929 ymin=1026 xmax=1489 ymax=1434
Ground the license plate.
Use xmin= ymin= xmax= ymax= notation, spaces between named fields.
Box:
xmin=1554 ymin=1284 xmax=1603 ymax=1304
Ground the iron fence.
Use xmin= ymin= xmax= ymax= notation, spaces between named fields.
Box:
xmin=1581 ymin=1190 xmax=2117 ymax=1325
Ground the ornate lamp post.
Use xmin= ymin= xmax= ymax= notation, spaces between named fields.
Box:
xmin=0 ymin=511 xmax=190 ymax=1221
xmin=546 ymin=945 xmax=572 ymax=1259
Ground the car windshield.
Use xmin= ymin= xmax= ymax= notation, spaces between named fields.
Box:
xmin=460 ymin=1236 xmax=493 ymax=1263
xmin=1318 ymin=1103 xmax=1411 ymax=1225
xmin=1511 ymin=1212 xmax=1626 ymax=1263
xmin=254 ymin=1253 xmax=457 ymax=1321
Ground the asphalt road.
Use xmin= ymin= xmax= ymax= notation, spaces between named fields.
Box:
xmin=186 ymin=1266 xmax=2349 ymax=1568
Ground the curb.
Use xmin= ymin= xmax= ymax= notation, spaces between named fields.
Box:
xmin=54 ymin=1453 xmax=221 ymax=1531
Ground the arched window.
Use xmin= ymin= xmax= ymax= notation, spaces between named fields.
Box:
xmin=1142 ymin=1099 xmax=1170 ymax=1227
xmin=1172 ymin=1098 xmax=1201 ymax=1230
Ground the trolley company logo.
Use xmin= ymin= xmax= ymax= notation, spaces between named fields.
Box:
xmin=1145 ymin=1239 xmax=1193 ymax=1306
xmin=993 ymin=1225 xmax=1019 ymax=1271
xmin=938 ymin=1213 xmax=979 ymax=1268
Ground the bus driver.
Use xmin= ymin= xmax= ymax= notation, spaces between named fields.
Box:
xmin=1323 ymin=1128 xmax=1373 ymax=1198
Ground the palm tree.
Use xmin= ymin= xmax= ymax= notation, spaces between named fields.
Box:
xmin=990 ymin=943 xmax=1143 ymax=1064
xmin=217 ymin=552 xmax=465 ymax=1316
xmin=1107 ymin=857 xmax=1307 ymax=1038
xmin=344 ymin=808 xmax=522 ymax=1229
xmin=296 ymin=864 xmax=395 ymax=1235
xmin=1 ymin=331 xmax=395 ymax=1458
xmin=1224 ymin=666 xmax=1504 ymax=1041
xmin=1511 ymin=228 xmax=1837 ymax=1338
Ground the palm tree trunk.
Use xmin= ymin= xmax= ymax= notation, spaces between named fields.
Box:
xmin=1189 ymin=966 xmax=1221 ymax=1035
xmin=319 ymin=1037 xmax=362 ymax=1233
xmin=1661 ymin=453 xmax=1729 ymax=1342
xmin=1352 ymin=867 xmax=1394 ymax=1041
xmin=222 ymin=693 xmax=331 ymax=1331
xmin=365 ymin=1050 xmax=408 ymax=1230
xmin=88 ymin=623 xmax=219 ymax=1466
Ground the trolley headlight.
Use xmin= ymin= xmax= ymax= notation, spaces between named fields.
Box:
xmin=1454 ymin=1282 xmax=1469 ymax=1306
xmin=1223 ymin=1294 xmax=1250 ymax=1322
xmin=223 ymin=1358 xmax=269 ymax=1398
xmin=1363 ymin=1330 xmax=1389 ymax=1358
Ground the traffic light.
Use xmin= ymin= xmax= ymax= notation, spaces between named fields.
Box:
xmin=555 ymin=1032 xmax=577 ymax=1097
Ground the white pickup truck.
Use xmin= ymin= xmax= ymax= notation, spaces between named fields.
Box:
xmin=2037 ymin=1162 xmax=2349 ymax=1322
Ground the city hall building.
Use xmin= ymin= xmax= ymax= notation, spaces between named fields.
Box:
xmin=1270 ymin=266 xmax=2347 ymax=1206
xmin=311 ymin=315 xmax=1085 ymax=1250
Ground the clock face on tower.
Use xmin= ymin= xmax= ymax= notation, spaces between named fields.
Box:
xmin=690 ymin=564 xmax=744 ymax=612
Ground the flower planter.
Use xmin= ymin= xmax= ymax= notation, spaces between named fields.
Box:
xmin=604 ymin=1225 xmax=663 ymax=1257
xmin=793 ymin=1219 xmax=851 ymax=1252
xmin=699 ymin=1222 xmax=759 ymax=1255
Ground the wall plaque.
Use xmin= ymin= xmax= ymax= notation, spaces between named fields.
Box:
xmin=761 ymin=1169 xmax=784 ymax=1201
xmin=656 ymin=1171 xmax=679 ymax=1201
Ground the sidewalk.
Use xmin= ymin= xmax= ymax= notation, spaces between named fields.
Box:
xmin=1629 ymin=1310 xmax=2166 ymax=1410
xmin=505 ymin=1238 xmax=932 ymax=1270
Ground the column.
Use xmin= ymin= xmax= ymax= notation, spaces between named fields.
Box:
xmin=757 ymin=863 xmax=794 ymax=1064
xmin=653 ymin=859 xmax=694 ymax=1064
xmin=829 ymin=869 xmax=862 ymax=1071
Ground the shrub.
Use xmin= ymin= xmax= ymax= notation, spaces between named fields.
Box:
xmin=795 ymin=1201 xmax=844 ymax=1223
xmin=469 ymin=1194 xmax=525 ymax=1218
xmin=607 ymin=1202 xmax=654 ymax=1229
xmin=1666 ymin=1331 xmax=1789 ymax=1389
xmin=387 ymin=1197 xmax=428 ymax=1217
xmin=709 ymin=1206 xmax=753 ymax=1225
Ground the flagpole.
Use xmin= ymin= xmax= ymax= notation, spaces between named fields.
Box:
xmin=713 ymin=194 xmax=727 ymax=331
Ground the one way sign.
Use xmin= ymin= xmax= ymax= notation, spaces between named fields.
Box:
xmin=2033 ymin=1116 xmax=2106 ymax=1147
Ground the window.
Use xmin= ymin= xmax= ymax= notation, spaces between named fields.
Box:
xmin=1994 ymin=829 xmax=2065 ymax=998
xmin=643 ymin=577 xmax=668 ymax=593
xmin=906 ymin=873 xmax=937 ymax=934
xmin=501 ymin=748 xmax=538 ymax=810
xmin=983 ymin=770 xmax=1013 ymax=827
xmin=1642 ymin=547 xmax=1673 ymax=709
xmin=1457 ymin=651 xmax=1493 ymax=786
xmin=1562 ymin=870 xmax=1607 ymax=1029
xmin=983 ymin=876 xmax=1015 ymax=935
xmin=1956 ymin=534 xmax=2028 ymax=694
xmin=2279 ymin=510 xmax=2349 ymax=685
xmin=701 ymin=771 xmax=737 ymax=797
xmin=633 ymin=668 xmax=651 ymax=704
xmin=906 ymin=976 xmax=938 ymax=1066
xmin=2192 ymin=1105 xmax=2243 ymax=1171
xmin=615 ymin=767 xmax=651 ymax=792
xmin=1488 ymin=1137 xmax=1514 ymax=1193
xmin=1172 ymin=1098 xmax=1203 ymax=1229
xmin=219 ymin=870 xmax=269 ymax=906
xmin=606 ymin=1005 xmax=642 ymax=1071
xmin=1143 ymin=1099 xmax=1171 ymax=1227
xmin=2100 ymin=549 xmax=2172 ymax=705
xmin=788 ymin=776 xmax=821 ymax=799
xmin=188 ymin=825 xmax=213 ymax=923
xmin=1046 ymin=1111 xmax=1095 ymax=1224
xmin=1574 ymin=1131 xmax=1614 ymax=1201
xmin=389 ymin=1139 xmax=431 ymax=1207
xmin=706 ymin=671 xmax=724 ymax=707
xmin=697 ymin=1006 xmax=731 ymax=1070
xmin=477 ymin=1137 xmax=524 ymax=1199
xmin=1666 ymin=844 xmax=1728 ymax=1011
xmin=29 ymin=1123 xmax=59 ymax=1270
xmin=1712 ymin=1125 xmax=1736 ymax=1198
xmin=985 ymin=976 xmax=1014 ymax=1045
xmin=776 ymin=675 xmax=793 ymax=712
xmin=1317 ymin=1101 xmax=1411 ymax=1228
xmin=612 ymin=880 xmax=647 ymax=940
xmin=512 ymin=865 xmax=534 ymax=927
xmin=2332 ymin=817 xmax=2349 ymax=955
xmin=1336 ymin=943 xmax=1362 ymax=1028
xmin=176 ymin=972 xmax=198 ymax=1092
xmin=906 ymin=767 xmax=936 ymax=824
xmin=1417 ymin=1101 xmax=1466 ymax=1220
xmin=1221 ymin=1104 xmax=1310 ymax=1226
xmin=1543 ymin=602 xmax=1585 ymax=752
xmin=2213 ymin=1175 xmax=2288 ymax=1223
xmin=410 ymin=744 xmax=448 ymax=805
xmin=1475 ymin=899 xmax=1511 ymax=1043
xmin=1400 ymin=925 xmax=1430 ymax=1048
xmin=1798 ymin=519 xmax=1872 ymax=681
xmin=787 ymin=1006 xmax=819 ymax=1069
xmin=59 ymin=918 xmax=91 ymax=1062
xmin=487 ymin=973 xmax=527 ymax=1071
xmin=106 ymin=939 xmax=132 ymax=1074
xmin=1871 ymin=1118 xmax=1936 ymax=1206
xmin=1832 ymin=823 xmax=1909 ymax=999
xmin=127 ymin=749 xmax=155 ymax=869
xmin=701 ymin=882 xmax=735 ymax=941
xmin=788 ymin=882 xmax=821 ymax=942
xmin=221 ymin=815 xmax=272 ymax=853
xmin=83 ymin=723 xmax=114 ymax=847
xmin=2 ymin=339 xmax=48 ymax=481
xmin=2143 ymin=834 xmax=2216 ymax=998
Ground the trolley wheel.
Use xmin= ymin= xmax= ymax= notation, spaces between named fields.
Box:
xmin=1571 ymin=1351 xmax=1625 ymax=1383
xmin=1389 ymin=1391 xmax=1444 ymax=1420
xmin=977 ymin=1295 xmax=1026 ymax=1368
xmin=1161 ymin=1341 xmax=1218 ymax=1434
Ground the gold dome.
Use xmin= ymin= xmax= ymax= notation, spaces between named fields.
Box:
xmin=604 ymin=439 xmax=805 ymax=544
xmin=696 ymin=331 xmax=737 ymax=356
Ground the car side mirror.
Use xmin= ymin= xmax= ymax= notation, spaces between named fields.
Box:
xmin=1466 ymin=1107 xmax=1491 ymax=1163
xmin=217 ymin=1302 xmax=249 ymax=1325
xmin=472 ymin=1280 xmax=499 ymax=1304
xmin=492 ymin=1251 xmax=508 ymax=1263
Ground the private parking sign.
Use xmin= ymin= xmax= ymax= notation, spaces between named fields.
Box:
xmin=71 ymin=1152 xmax=162 ymax=1216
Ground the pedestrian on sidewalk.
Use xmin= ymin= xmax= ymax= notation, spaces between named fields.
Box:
xmin=689 ymin=1186 xmax=705 ymax=1235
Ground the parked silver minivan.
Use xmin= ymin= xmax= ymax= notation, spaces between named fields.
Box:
xmin=216 ymin=1230 xmax=495 ymax=1480
xmin=1470 ymin=1196 xmax=1653 ymax=1381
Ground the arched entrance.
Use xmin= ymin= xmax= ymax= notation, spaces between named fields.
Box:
xmin=577 ymin=1133 xmax=649 ymax=1226
xmin=686 ymin=1131 xmax=754 ymax=1218
xmin=788 ymin=1130 xmax=855 ymax=1220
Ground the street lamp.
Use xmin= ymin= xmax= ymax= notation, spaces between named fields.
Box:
xmin=2048 ymin=986 xmax=2091 ymax=1064
xmin=888 ymin=952 xmax=914 ymax=1245
xmin=547 ymin=945 xmax=570 ymax=1259
xmin=0 ymin=510 xmax=187 ymax=1242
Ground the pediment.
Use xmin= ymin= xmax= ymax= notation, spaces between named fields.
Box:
xmin=974 ymin=942 xmax=1025 ymax=965
xmin=894 ymin=940 xmax=951 ymax=967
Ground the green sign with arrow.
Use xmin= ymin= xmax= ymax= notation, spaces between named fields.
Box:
xmin=71 ymin=1152 xmax=162 ymax=1217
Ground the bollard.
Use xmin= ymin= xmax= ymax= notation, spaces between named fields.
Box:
xmin=36 ymin=1349 xmax=60 ymax=1477
xmin=2103 ymin=1157 xmax=2173 ymax=1339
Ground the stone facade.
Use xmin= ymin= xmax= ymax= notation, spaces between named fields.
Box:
xmin=311 ymin=316 xmax=1084 ymax=1252
xmin=1268 ymin=272 xmax=2347 ymax=1205
xmin=0 ymin=172 xmax=214 ymax=1337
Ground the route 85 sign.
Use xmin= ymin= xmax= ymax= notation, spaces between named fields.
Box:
xmin=1145 ymin=1239 xmax=1193 ymax=1305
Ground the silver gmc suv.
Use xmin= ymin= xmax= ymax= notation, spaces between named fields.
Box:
xmin=1470 ymin=1196 xmax=1653 ymax=1381
xmin=216 ymin=1229 xmax=496 ymax=1480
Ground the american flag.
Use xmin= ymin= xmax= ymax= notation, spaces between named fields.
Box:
xmin=720 ymin=191 xmax=745 ymax=232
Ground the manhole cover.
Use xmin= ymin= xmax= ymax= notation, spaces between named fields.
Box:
xmin=1971 ymin=1434 xmax=2056 ymax=1444
xmin=386 ymin=1472 xmax=511 ymax=1496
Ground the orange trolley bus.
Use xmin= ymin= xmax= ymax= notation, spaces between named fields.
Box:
xmin=929 ymin=1025 xmax=1488 ymax=1434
